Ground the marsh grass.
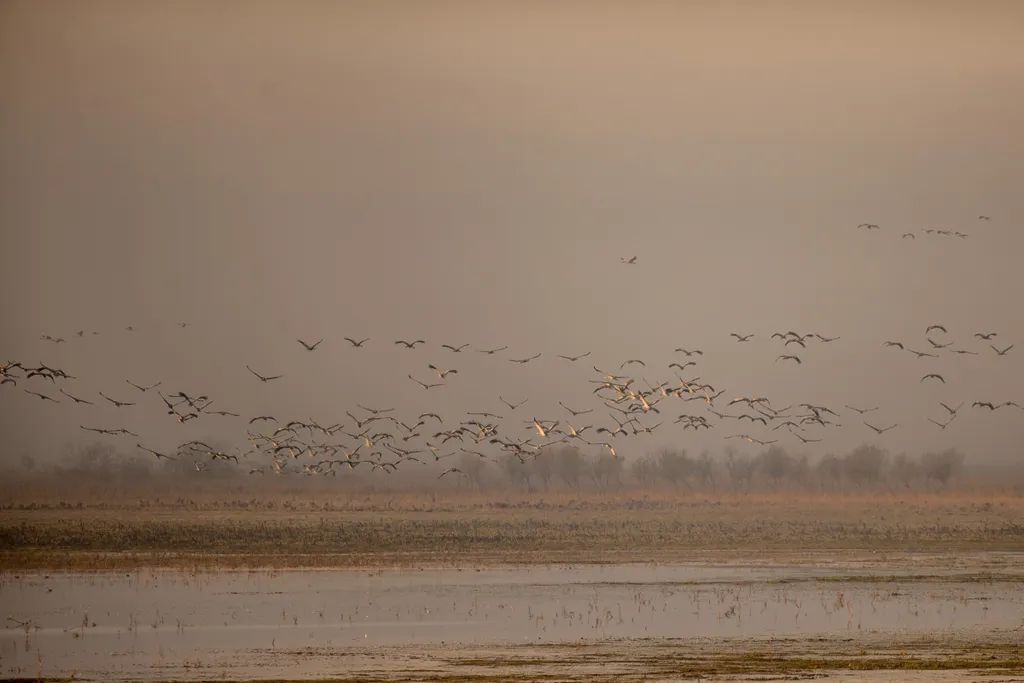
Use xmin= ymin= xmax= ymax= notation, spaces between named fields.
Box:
xmin=2 ymin=491 xmax=1022 ymax=570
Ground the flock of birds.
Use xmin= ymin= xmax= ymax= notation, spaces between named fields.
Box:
xmin=3 ymin=302 xmax=1020 ymax=480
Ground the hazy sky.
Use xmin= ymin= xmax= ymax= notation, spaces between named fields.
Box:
xmin=1 ymin=2 xmax=1022 ymax=465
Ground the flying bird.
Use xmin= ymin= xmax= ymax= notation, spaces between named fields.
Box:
xmin=408 ymin=375 xmax=443 ymax=390
xmin=246 ymin=365 xmax=282 ymax=382
xmin=24 ymin=389 xmax=59 ymax=402
xmin=476 ymin=346 xmax=508 ymax=355
xmin=925 ymin=325 xmax=947 ymax=335
xmin=975 ymin=333 xmax=997 ymax=340
xmin=558 ymin=352 xmax=591 ymax=362
xmin=297 ymin=338 xmax=323 ymax=351
xmin=882 ymin=341 xmax=904 ymax=349
xmin=442 ymin=343 xmax=470 ymax=353
xmin=559 ymin=401 xmax=593 ymax=416
xmin=991 ymin=344 xmax=1014 ymax=356
xmin=428 ymin=364 xmax=458 ymax=379
xmin=920 ymin=373 xmax=945 ymax=383
xmin=137 ymin=444 xmax=175 ymax=460
xmin=500 ymin=396 xmax=528 ymax=410
xmin=844 ymin=405 xmax=878 ymax=414
xmin=864 ymin=422 xmax=897 ymax=434
xmin=510 ymin=353 xmax=541 ymax=364
xmin=99 ymin=392 xmax=136 ymax=407
xmin=675 ymin=348 xmax=703 ymax=356
xmin=939 ymin=402 xmax=963 ymax=416
xmin=775 ymin=355 xmax=802 ymax=364
xmin=395 ymin=339 xmax=426 ymax=349
xmin=344 ymin=337 xmax=370 ymax=347
xmin=126 ymin=380 xmax=161 ymax=392
xmin=620 ymin=256 xmax=637 ymax=264
xmin=60 ymin=389 xmax=94 ymax=405
xmin=730 ymin=333 xmax=754 ymax=342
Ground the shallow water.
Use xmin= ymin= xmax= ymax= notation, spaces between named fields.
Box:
xmin=2 ymin=559 xmax=1022 ymax=681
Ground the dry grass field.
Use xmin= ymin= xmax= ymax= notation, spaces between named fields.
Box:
xmin=3 ymin=473 xmax=1022 ymax=571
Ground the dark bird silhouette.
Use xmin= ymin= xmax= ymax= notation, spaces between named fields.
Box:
xmin=844 ymin=405 xmax=878 ymax=414
xmin=775 ymin=355 xmax=802 ymax=364
xmin=620 ymin=256 xmax=637 ymax=264
xmin=442 ymin=343 xmax=470 ymax=353
xmin=246 ymin=365 xmax=282 ymax=382
xmin=439 ymin=468 xmax=468 ymax=480
xmin=940 ymin=402 xmax=963 ymax=416
xmin=60 ymin=389 xmax=94 ymax=405
xmin=297 ymin=338 xmax=323 ymax=351
xmin=500 ymin=396 xmax=528 ymax=411
xmin=99 ymin=392 xmax=136 ymax=407
xmin=925 ymin=325 xmax=947 ymax=335
xmin=975 ymin=332 xmax=997 ymax=340
xmin=675 ymin=348 xmax=703 ymax=356
xmin=428 ymin=364 xmax=458 ymax=379
xmin=558 ymin=352 xmax=592 ymax=362
xmin=25 ymin=389 xmax=59 ymax=402
xmin=344 ymin=337 xmax=370 ymax=347
xmin=992 ymin=344 xmax=1014 ymax=356
xmin=908 ymin=349 xmax=938 ymax=359
xmin=920 ymin=373 xmax=945 ymax=383
xmin=559 ymin=401 xmax=593 ymax=416
xmin=395 ymin=339 xmax=426 ymax=349
xmin=137 ymin=444 xmax=176 ymax=460
xmin=409 ymin=375 xmax=443 ymax=390
xmin=510 ymin=353 xmax=541 ymax=364
xmin=249 ymin=416 xmax=277 ymax=424
xmin=126 ymin=380 xmax=161 ymax=392
xmin=476 ymin=346 xmax=508 ymax=355
xmin=882 ymin=341 xmax=904 ymax=349
xmin=864 ymin=422 xmax=897 ymax=434
xmin=730 ymin=333 xmax=754 ymax=342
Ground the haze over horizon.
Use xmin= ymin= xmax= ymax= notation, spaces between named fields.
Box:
xmin=1 ymin=2 xmax=1022 ymax=466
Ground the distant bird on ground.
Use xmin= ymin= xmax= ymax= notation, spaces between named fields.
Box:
xmin=620 ymin=256 xmax=637 ymax=264
xmin=246 ymin=365 xmax=282 ymax=382
xmin=99 ymin=392 xmax=136 ymax=407
xmin=395 ymin=339 xmax=426 ymax=349
xmin=558 ymin=351 xmax=591 ymax=362
xmin=126 ymin=380 xmax=161 ymax=392
xmin=344 ymin=337 xmax=369 ymax=347
xmin=730 ymin=333 xmax=754 ymax=342
xmin=510 ymin=353 xmax=541 ymax=364
xmin=297 ymin=338 xmax=322 ymax=351
xmin=992 ymin=344 xmax=1014 ymax=356
xmin=864 ymin=422 xmax=897 ymax=434
xmin=920 ymin=373 xmax=945 ymax=383
xmin=442 ymin=343 xmax=470 ymax=353
xmin=776 ymin=355 xmax=802 ymax=364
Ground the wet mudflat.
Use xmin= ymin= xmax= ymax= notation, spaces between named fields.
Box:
xmin=3 ymin=554 xmax=1023 ymax=682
